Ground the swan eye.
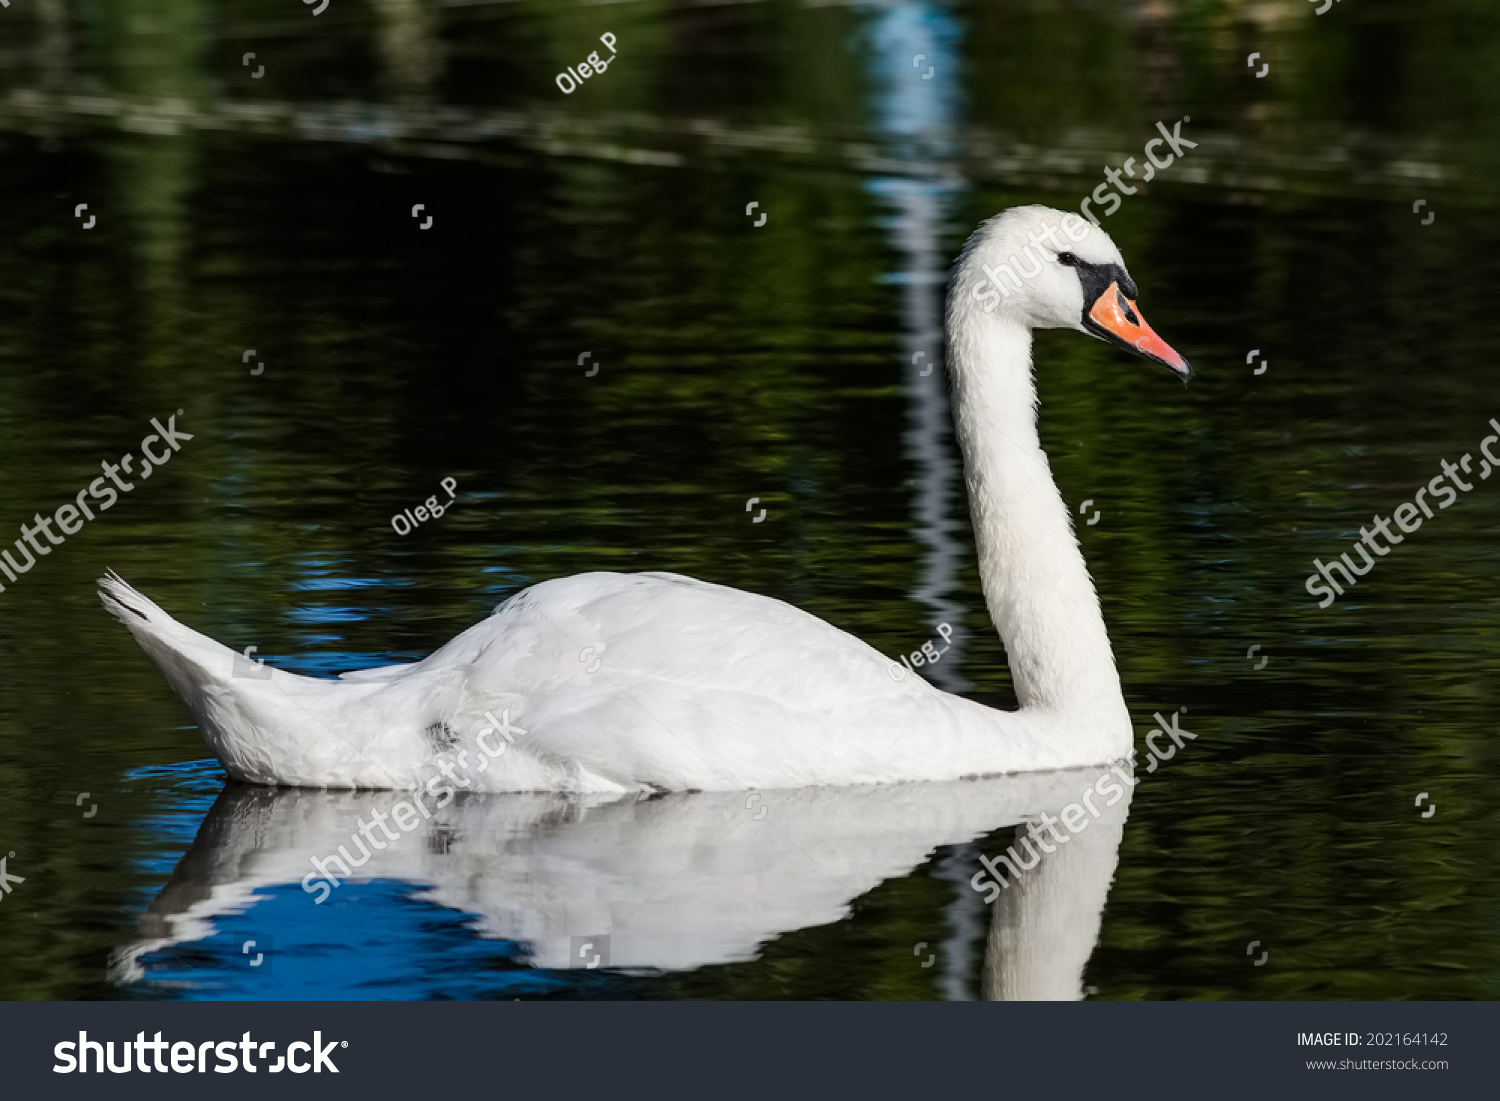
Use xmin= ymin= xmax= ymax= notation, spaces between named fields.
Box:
xmin=1056 ymin=252 xmax=1080 ymax=266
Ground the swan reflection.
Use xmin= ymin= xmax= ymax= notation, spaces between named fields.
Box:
xmin=117 ymin=766 xmax=1131 ymax=998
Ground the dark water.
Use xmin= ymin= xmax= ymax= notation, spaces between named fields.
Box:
xmin=1 ymin=0 xmax=1498 ymax=1000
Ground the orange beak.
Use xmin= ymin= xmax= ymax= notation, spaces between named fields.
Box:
xmin=1085 ymin=281 xmax=1192 ymax=380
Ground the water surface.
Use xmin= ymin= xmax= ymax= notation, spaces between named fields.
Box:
xmin=0 ymin=0 xmax=1497 ymax=1000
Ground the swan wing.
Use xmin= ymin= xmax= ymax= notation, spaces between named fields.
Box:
xmin=392 ymin=571 xmax=1018 ymax=791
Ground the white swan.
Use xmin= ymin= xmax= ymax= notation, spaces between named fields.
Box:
xmin=100 ymin=205 xmax=1190 ymax=793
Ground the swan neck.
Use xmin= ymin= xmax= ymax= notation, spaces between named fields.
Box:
xmin=946 ymin=315 xmax=1126 ymax=719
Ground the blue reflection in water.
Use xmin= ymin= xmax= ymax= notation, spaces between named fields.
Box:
xmin=859 ymin=0 xmax=968 ymax=691
xmin=859 ymin=0 xmax=963 ymax=156
xmin=135 ymin=883 xmax=576 ymax=1001
xmin=123 ymin=760 xmax=228 ymax=888
xmin=857 ymin=1 xmax=987 ymax=1000
xmin=120 ymin=764 xmax=626 ymax=999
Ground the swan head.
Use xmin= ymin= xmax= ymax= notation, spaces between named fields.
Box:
xmin=953 ymin=204 xmax=1192 ymax=380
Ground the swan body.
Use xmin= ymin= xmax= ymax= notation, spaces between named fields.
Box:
xmin=101 ymin=205 xmax=1190 ymax=793
xmin=102 ymin=571 xmax=1106 ymax=792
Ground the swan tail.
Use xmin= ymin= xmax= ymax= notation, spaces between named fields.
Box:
xmin=98 ymin=571 xmax=239 ymax=677
xmin=101 ymin=568 xmax=259 ymax=671
xmin=98 ymin=572 xmax=334 ymax=781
